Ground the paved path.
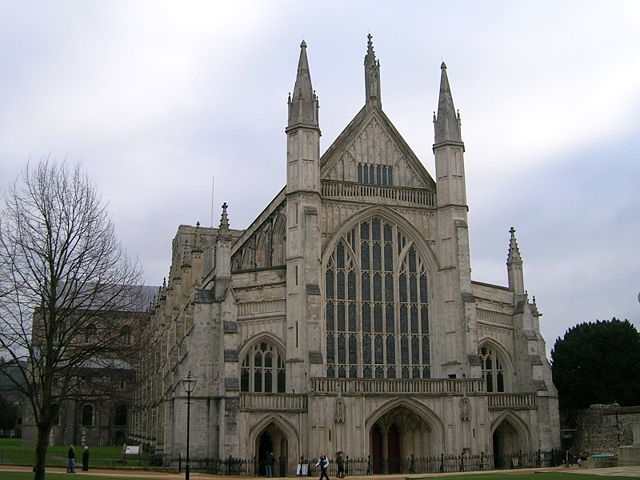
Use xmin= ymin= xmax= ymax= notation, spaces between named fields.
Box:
xmin=1 ymin=465 xmax=640 ymax=479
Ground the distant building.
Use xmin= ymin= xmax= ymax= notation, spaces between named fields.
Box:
xmin=21 ymin=286 xmax=157 ymax=447
xmin=0 ymin=360 xmax=26 ymax=437
xmin=131 ymin=36 xmax=560 ymax=471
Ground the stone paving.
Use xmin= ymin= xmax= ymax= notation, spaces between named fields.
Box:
xmin=1 ymin=465 xmax=640 ymax=479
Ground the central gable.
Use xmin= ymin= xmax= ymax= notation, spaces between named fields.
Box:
xmin=320 ymin=107 xmax=435 ymax=190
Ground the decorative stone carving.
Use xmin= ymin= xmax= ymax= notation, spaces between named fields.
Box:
xmin=334 ymin=396 xmax=346 ymax=424
xmin=460 ymin=396 xmax=470 ymax=422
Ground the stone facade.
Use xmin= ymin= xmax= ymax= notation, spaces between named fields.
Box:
xmin=130 ymin=36 xmax=560 ymax=472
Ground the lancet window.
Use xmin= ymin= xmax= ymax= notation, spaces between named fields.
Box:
xmin=325 ymin=217 xmax=430 ymax=379
xmin=240 ymin=341 xmax=286 ymax=393
xmin=358 ymin=163 xmax=393 ymax=186
xmin=81 ymin=404 xmax=95 ymax=426
xmin=479 ymin=345 xmax=505 ymax=392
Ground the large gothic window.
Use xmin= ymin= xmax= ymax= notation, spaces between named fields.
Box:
xmin=479 ymin=345 xmax=505 ymax=392
xmin=325 ymin=217 xmax=430 ymax=379
xmin=240 ymin=341 xmax=286 ymax=393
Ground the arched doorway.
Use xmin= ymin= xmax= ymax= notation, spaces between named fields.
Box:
xmin=369 ymin=406 xmax=432 ymax=473
xmin=256 ymin=423 xmax=288 ymax=476
xmin=492 ymin=420 xmax=521 ymax=469
xmin=114 ymin=430 xmax=126 ymax=447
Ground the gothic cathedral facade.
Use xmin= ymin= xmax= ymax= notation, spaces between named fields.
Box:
xmin=132 ymin=37 xmax=560 ymax=471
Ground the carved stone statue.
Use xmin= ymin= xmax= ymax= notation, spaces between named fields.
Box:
xmin=334 ymin=397 xmax=346 ymax=424
xmin=460 ymin=397 xmax=470 ymax=422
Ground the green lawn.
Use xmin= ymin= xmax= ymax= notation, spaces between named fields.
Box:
xmin=0 ymin=474 xmax=160 ymax=480
xmin=421 ymin=475 xmax=640 ymax=480
xmin=1 ymin=472 xmax=640 ymax=480
xmin=0 ymin=471 xmax=639 ymax=480
xmin=0 ymin=439 xmax=149 ymax=467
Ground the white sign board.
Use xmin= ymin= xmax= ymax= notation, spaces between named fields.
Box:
xmin=124 ymin=445 xmax=140 ymax=455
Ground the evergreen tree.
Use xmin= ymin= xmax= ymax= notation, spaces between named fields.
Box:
xmin=551 ymin=318 xmax=640 ymax=410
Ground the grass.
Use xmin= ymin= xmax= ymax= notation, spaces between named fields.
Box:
xmin=0 ymin=474 xmax=161 ymax=480
xmin=0 ymin=438 xmax=149 ymax=467
xmin=421 ymin=475 xmax=640 ymax=480
xmin=0 ymin=470 xmax=638 ymax=480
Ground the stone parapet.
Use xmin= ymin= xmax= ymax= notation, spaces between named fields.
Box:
xmin=310 ymin=377 xmax=484 ymax=394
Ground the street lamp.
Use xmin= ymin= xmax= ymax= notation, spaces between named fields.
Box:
xmin=182 ymin=371 xmax=197 ymax=480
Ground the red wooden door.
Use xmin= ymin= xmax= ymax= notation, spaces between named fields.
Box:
xmin=388 ymin=424 xmax=401 ymax=473
xmin=371 ymin=425 xmax=383 ymax=473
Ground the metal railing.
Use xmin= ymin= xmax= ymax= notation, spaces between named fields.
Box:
xmin=169 ymin=450 xmax=563 ymax=476
xmin=1 ymin=446 xmax=562 ymax=474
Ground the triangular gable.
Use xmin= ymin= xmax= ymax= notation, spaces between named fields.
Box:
xmin=320 ymin=106 xmax=436 ymax=190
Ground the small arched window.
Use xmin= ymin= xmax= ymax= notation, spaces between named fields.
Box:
xmin=240 ymin=341 xmax=285 ymax=393
xmin=479 ymin=345 xmax=506 ymax=392
xmin=84 ymin=324 xmax=97 ymax=344
xmin=120 ymin=325 xmax=132 ymax=345
xmin=114 ymin=404 xmax=127 ymax=426
xmin=81 ymin=404 xmax=94 ymax=426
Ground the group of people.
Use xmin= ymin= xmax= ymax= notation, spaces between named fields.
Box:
xmin=315 ymin=451 xmax=346 ymax=480
xmin=66 ymin=445 xmax=90 ymax=473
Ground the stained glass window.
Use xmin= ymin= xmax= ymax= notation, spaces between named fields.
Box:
xmin=325 ymin=217 xmax=431 ymax=378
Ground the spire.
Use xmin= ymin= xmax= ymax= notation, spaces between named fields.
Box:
xmin=434 ymin=62 xmax=462 ymax=144
xmin=219 ymin=202 xmax=230 ymax=238
xmin=507 ymin=227 xmax=523 ymax=266
xmin=507 ymin=227 xmax=525 ymax=293
xmin=287 ymin=40 xmax=319 ymax=128
xmin=364 ymin=34 xmax=381 ymax=108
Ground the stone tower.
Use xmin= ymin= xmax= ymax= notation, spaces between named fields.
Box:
xmin=285 ymin=41 xmax=324 ymax=392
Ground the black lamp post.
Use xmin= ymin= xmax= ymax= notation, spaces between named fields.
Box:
xmin=182 ymin=371 xmax=197 ymax=480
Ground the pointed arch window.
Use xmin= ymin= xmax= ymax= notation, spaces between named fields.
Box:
xmin=240 ymin=341 xmax=286 ymax=393
xmin=272 ymin=215 xmax=286 ymax=266
xmin=255 ymin=228 xmax=271 ymax=268
xmin=84 ymin=323 xmax=97 ymax=344
xmin=325 ymin=217 xmax=430 ymax=379
xmin=81 ymin=404 xmax=95 ymax=427
xmin=479 ymin=345 xmax=505 ymax=392
xmin=114 ymin=404 xmax=127 ymax=426
xmin=120 ymin=325 xmax=132 ymax=345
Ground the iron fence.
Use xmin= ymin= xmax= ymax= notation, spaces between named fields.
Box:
xmin=168 ymin=449 xmax=564 ymax=476
xmin=0 ymin=447 xmax=148 ymax=468
xmin=0 ymin=447 xmax=563 ymax=474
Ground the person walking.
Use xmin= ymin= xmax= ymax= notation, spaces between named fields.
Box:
xmin=316 ymin=453 xmax=330 ymax=480
xmin=336 ymin=452 xmax=345 ymax=478
xmin=67 ymin=445 xmax=76 ymax=473
xmin=82 ymin=446 xmax=90 ymax=471
xmin=265 ymin=451 xmax=275 ymax=477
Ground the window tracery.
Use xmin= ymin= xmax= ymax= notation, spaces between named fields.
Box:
xmin=325 ymin=217 xmax=430 ymax=379
xmin=240 ymin=341 xmax=286 ymax=393
xmin=479 ymin=345 xmax=505 ymax=392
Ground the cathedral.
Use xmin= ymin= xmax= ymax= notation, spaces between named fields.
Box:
xmin=131 ymin=36 xmax=560 ymax=472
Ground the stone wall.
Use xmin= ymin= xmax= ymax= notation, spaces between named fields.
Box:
xmin=570 ymin=404 xmax=640 ymax=455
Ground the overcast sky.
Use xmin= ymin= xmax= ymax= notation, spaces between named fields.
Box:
xmin=1 ymin=1 xmax=639 ymax=357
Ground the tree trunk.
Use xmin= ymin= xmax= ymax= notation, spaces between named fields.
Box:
xmin=34 ymin=423 xmax=51 ymax=480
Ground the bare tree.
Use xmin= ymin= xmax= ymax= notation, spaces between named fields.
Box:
xmin=0 ymin=159 xmax=143 ymax=480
